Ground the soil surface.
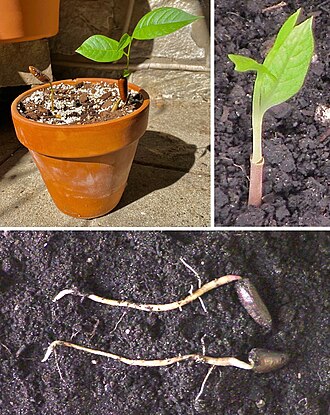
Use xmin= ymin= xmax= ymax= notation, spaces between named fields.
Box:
xmin=215 ymin=0 xmax=330 ymax=226
xmin=0 ymin=231 xmax=328 ymax=414
xmin=18 ymin=81 xmax=143 ymax=125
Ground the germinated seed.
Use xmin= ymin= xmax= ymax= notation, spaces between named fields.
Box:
xmin=235 ymin=278 xmax=272 ymax=329
xmin=248 ymin=348 xmax=289 ymax=373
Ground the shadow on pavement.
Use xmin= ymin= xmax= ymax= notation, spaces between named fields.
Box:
xmin=114 ymin=130 xmax=197 ymax=211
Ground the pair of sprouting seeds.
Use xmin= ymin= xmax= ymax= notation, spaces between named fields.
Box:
xmin=43 ymin=274 xmax=289 ymax=374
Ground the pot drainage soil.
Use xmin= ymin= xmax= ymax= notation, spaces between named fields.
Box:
xmin=17 ymin=81 xmax=143 ymax=125
xmin=215 ymin=0 xmax=330 ymax=227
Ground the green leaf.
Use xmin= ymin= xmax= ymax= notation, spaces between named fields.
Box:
xmin=260 ymin=15 xmax=314 ymax=111
xmin=118 ymin=33 xmax=131 ymax=51
xmin=228 ymin=55 xmax=276 ymax=80
xmin=76 ymin=35 xmax=124 ymax=63
xmin=270 ymin=8 xmax=300 ymax=52
xmin=132 ymin=7 xmax=202 ymax=40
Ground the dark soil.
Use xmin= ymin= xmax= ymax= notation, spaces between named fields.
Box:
xmin=0 ymin=231 xmax=329 ymax=414
xmin=18 ymin=81 xmax=143 ymax=125
xmin=215 ymin=0 xmax=330 ymax=226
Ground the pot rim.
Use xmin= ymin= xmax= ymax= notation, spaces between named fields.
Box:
xmin=11 ymin=77 xmax=150 ymax=129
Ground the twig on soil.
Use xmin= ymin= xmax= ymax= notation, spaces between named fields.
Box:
xmin=0 ymin=342 xmax=12 ymax=355
xmin=262 ymin=2 xmax=287 ymax=13
xmin=88 ymin=318 xmax=100 ymax=340
xmin=219 ymin=155 xmax=249 ymax=180
xmin=320 ymin=127 xmax=330 ymax=142
xmin=53 ymin=275 xmax=242 ymax=312
xmin=54 ymin=350 xmax=65 ymax=383
xmin=195 ymin=365 xmax=215 ymax=403
xmin=41 ymin=340 xmax=253 ymax=370
xmin=16 ymin=345 xmax=26 ymax=357
xmin=226 ymin=11 xmax=244 ymax=20
xmin=317 ymin=0 xmax=330 ymax=8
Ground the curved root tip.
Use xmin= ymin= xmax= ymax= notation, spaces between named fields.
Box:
xmin=41 ymin=341 xmax=62 ymax=362
xmin=53 ymin=289 xmax=75 ymax=302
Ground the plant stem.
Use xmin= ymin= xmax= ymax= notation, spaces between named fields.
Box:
xmin=249 ymin=79 xmax=264 ymax=206
xmin=53 ymin=275 xmax=243 ymax=312
xmin=126 ymin=39 xmax=133 ymax=75
xmin=42 ymin=340 xmax=253 ymax=370
xmin=251 ymin=107 xmax=263 ymax=164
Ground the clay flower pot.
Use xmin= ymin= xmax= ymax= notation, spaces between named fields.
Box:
xmin=11 ymin=78 xmax=150 ymax=218
xmin=0 ymin=0 xmax=60 ymax=43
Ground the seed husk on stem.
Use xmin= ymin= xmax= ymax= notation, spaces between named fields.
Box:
xmin=118 ymin=76 xmax=128 ymax=102
xmin=28 ymin=66 xmax=55 ymax=113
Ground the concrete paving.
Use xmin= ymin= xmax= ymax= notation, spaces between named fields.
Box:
xmin=0 ymin=96 xmax=210 ymax=227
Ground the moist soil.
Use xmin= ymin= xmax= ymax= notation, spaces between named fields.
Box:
xmin=215 ymin=0 xmax=330 ymax=226
xmin=18 ymin=81 xmax=143 ymax=125
xmin=0 ymin=231 xmax=329 ymax=414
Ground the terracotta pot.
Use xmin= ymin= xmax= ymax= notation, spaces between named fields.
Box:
xmin=11 ymin=78 xmax=150 ymax=218
xmin=0 ymin=0 xmax=60 ymax=43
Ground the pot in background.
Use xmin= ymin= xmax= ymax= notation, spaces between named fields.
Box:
xmin=0 ymin=0 xmax=60 ymax=43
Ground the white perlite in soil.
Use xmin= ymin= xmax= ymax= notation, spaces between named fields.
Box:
xmin=18 ymin=81 xmax=143 ymax=125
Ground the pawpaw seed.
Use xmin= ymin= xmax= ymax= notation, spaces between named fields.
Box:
xmin=235 ymin=278 xmax=272 ymax=329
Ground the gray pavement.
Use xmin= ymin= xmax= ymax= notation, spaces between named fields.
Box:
xmin=0 ymin=97 xmax=210 ymax=227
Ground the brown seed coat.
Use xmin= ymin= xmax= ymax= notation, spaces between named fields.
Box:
xmin=249 ymin=348 xmax=289 ymax=373
xmin=235 ymin=278 xmax=272 ymax=329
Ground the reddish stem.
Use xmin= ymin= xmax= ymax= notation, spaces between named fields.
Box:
xmin=118 ymin=76 xmax=128 ymax=102
xmin=248 ymin=157 xmax=264 ymax=207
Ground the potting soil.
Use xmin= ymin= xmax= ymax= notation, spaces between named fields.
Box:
xmin=215 ymin=1 xmax=330 ymax=226
xmin=18 ymin=81 xmax=143 ymax=125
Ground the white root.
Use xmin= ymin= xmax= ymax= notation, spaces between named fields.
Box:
xmin=53 ymin=275 xmax=242 ymax=312
xmin=195 ymin=365 xmax=215 ymax=402
xmin=180 ymin=258 xmax=207 ymax=313
xmin=53 ymin=289 xmax=75 ymax=301
xmin=42 ymin=340 xmax=253 ymax=371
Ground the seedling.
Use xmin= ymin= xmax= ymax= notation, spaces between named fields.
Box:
xmin=76 ymin=7 xmax=202 ymax=102
xmin=29 ymin=66 xmax=55 ymax=112
xmin=42 ymin=341 xmax=289 ymax=373
xmin=228 ymin=9 xmax=314 ymax=206
xmin=54 ymin=275 xmax=272 ymax=329
xmin=44 ymin=273 xmax=289 ymax=379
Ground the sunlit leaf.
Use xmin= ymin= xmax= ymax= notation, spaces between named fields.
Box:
xmin=76 ymin=35 xmax=124 ymax=62
xmin=133 ymin=7 xmax=202 ymax=40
